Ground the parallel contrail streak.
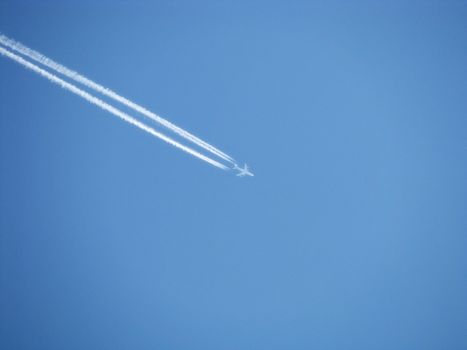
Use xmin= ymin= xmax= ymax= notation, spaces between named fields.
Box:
xmin=0 ymin=34 xmax=235 ymax=164
xmin=0 ymin=46 xmax=228 ymax=170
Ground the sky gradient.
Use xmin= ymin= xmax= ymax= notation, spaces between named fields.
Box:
xmin=1 ymin=1 xmax=467 ymax=349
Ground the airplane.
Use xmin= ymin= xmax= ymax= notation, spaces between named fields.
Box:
xmin=234 ymin=163 xmax=254 ymax=177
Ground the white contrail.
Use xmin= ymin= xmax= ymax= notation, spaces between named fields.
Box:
xmin=0 ymin=34 xmax=235 ymax=164
xmin=0 ymin=46 xmax=228 ymax=170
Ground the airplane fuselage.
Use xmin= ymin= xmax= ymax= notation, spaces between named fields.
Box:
xmin=234 ymin=164 xmax=254 ymax=177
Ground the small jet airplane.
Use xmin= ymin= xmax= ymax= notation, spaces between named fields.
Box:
xmin=234 ymin=163 xmax=254 ymax=177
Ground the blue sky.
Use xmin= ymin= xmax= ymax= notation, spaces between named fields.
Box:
xmin=1 ymin=1 xmax=467 ymax=349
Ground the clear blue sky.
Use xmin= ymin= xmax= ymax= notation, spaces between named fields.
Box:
xmin=1 ymin=1 xmax=467 ymax=349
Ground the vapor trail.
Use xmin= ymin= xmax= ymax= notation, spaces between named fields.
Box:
xmin=0 ymin=34 xmax=235 ymax=164
xmin=0 ymin=46 xmax=228 ymax=170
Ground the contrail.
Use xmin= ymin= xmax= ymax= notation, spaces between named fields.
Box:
xmin=0 ymin=46 xmax=228 ymax=170
xmin=0 ymin=34 xmax=235 ymax=164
